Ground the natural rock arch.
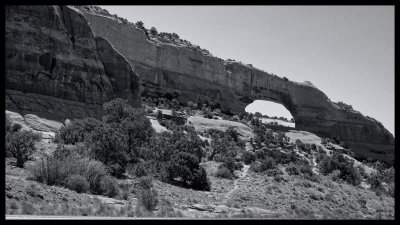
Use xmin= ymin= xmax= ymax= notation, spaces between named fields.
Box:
xmin=81 ymin=8 xmax=393 ymax=163
xmin=5 ymin=5 xmax=394 ymax=164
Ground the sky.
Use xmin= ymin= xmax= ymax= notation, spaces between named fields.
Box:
xmin=99 ymin=6 xmax=394 ymax=135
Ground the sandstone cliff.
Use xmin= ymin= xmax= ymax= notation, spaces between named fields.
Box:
xmin=5 ymin=5 xmax=394 ymax=164
xmin=5 ymin=5 xmax=141 ymax=121
xmin=79 ymin=6 xmax=394 ymax=163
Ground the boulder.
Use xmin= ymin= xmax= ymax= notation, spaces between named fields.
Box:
xmin=23 ymin=114 xmax=64 ymax=132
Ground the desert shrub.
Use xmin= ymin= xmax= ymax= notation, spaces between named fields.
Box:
xmin=9 ymin=199 xmax=19 ymax=210
xmin=10 ymin=123 xmax=22 ymax=133
xmin=285 ymin=164 xmax=300 ymax=175
xmin=296 ymin=139 xmax=311 ymax=153
xmin=5 ymin=115 xmax=12 ymax=132
xmin=299 ymin=164 xmax=313 ymax=176
xmin=85 ymin=159 xmax=109 ymax=194
xmin=58 ymin=118 xmax=102 ymax=144
xmin=156 ymin=110 xmax=163 ymax=120
xmin=53 ymin=131 xmax=62 ymax=143
xmin=100 ymin=175 xmax=118 ymax=198
xmin=135 ymin=21 xmax=144 ymax=29
xmin=298 ymin=164 xmax=320 ymax=182
xmin=191 ymin=167 xmax=211 ymax=191
xmin=309 ymin=193 xmax=323 ymax=201
xmin=216 ymin=166 xmax=234 ymax=180
xmin=200 ymin=106 xmax=213 ymax=119
xmin=28 ymin=152 xmax=110 ymax=196
xmin=102 ymin=98 xmax=134 ymax=124
xmin=274 ymin=174 xmax=285 ymax=182
xmin=167 ymin=152 xmax=199 ymax=184
xmin=137 ymin=176 xmax=158 ymax=212
xmin=255 ymin=149 xmax=266 ymax=160
xmin=66 ymin=174 xmax=89 ymax=193
xmin=220 ymin=157 xmax=237 ymax=173
xmin=356 ymin=165 xmax=368 ymax=179
xmin=250 ymin=157 xmax=276 ymax=173
xmin=6 ymin=130 xmax=41 ymax=168
xmin=108 ymin=163 xmax=125 ymax=178
xmin=267 ymin=168 xmax=284 ymax=177
xmin=242 ymin=151 xmax=256 ymax=165
xmin=311 ymin=144 xmax=317 ymax=151
xmin=166 ymin=152 xmax=210 ymax=190
xmin=209 ymin=135 xmax=238 ymax=161
xmin=329 ymin=169 xmax=341 ymax=182
xmin=264 ymin=149 xmax=298 ymax=165
xmin=129 ymin=162 xmax=148 ymax=177
xmin=315 ymin=152 xmax=326 ymax=164
xmin=117 ymin=182 xmax=132 ymax=200
xmin=54 ymin=143 xmax=87 ymax=159
xmin=226 ymin=127 xmax=239 ymax=142
xmin=150 ymin=26 xmax=158 ymax=35
xmin=28 ymin=154 xmax=63 ymax=185
xmin=156 ymin=198 xmax=183 ymax=217
xmin=86 ymin=124 xmax=128 ymax=175
xmin=342 ymin=164 xmax=362 ymax=186
xmin=234 ymin=161 xmax=244 ymax=170
xmin=318 ymin=152 xmax=361 ymax=185
xmin=21 ymin=202 xmax=35 ymax=215
xmin=120 ymin=108 xmax=154 ymax=151
xmin=367 ymin=167 xmax=394 ymax=197
xmin=259 ymin=157 xmax=277 ymax=171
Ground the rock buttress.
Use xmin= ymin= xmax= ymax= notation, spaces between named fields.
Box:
xmin=5 ymin=5 xmax=141 ymax=121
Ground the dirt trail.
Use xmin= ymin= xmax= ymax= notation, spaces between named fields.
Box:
xmin=221 ymin=165 xmax=250 ymax=205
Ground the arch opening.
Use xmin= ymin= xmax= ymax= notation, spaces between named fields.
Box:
xmin=245 ymin=100 xmax=295 ymax=128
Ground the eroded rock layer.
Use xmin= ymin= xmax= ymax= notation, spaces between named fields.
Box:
xmin=5 ymin=5 xmax=141 ymax=121
xmin=80 ymin=6 xmax=394 ymax=163
xmin=5 ymin=5 xmax=394 ymax=163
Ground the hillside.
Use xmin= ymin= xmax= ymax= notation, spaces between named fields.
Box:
xmin=5 ymin=98 xmax=394 ymax=219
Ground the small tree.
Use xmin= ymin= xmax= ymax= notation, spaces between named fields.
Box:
xmin=137 ymin=176 xmax=159 ymax=212
xmin=135 ymin=21 xmax=144 ymax=29
xmin=192 ymin=167 xmax=211 ymax=191
xmin=226 ymin=127 xmax=239 ymax=142
xmin=86 ymin=124 xmax=129 ymax=176
xmin=6 ymin=130 xmax=41 ymax=168
xmin=102 ymin=98 xmax=133 ymax=124
xmin=168 ymin=152 xmax=199 ymax=184
xmin=150 ymin=27 xmax=158 ymax=35
xmin=66 ymin=174 xmax=89 ymax=194
xmin=209 ymin=135 xmax=233 ymax=161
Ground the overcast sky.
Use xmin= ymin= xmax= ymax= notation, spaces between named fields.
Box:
xmin=100 ymin=6 xmax=394 ymax=135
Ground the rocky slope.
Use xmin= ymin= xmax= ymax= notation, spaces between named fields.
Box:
xmin=79 ymin=6 xmax=394 ymax=163
xmin=5 ymin=5 xmax=141 ymax=121
xmin=5 ymin=5 xmax=394 ymax=163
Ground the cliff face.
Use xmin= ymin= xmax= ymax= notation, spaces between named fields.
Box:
xmin=80 ymin=7 xmax=394 ymax=163
xmin=5 ymin=5 xmax=394 ymax=163
xmin=5 ymin=5 xmax=141 ymax=121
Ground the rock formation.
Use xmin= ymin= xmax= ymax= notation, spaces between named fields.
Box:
xmin=5 ymin=5 xmax=394 ymax=164
xmin=80 ymin=6 xmax=394 ymax=163
xmin=5 ymin=5 xmax=141 ymax=121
